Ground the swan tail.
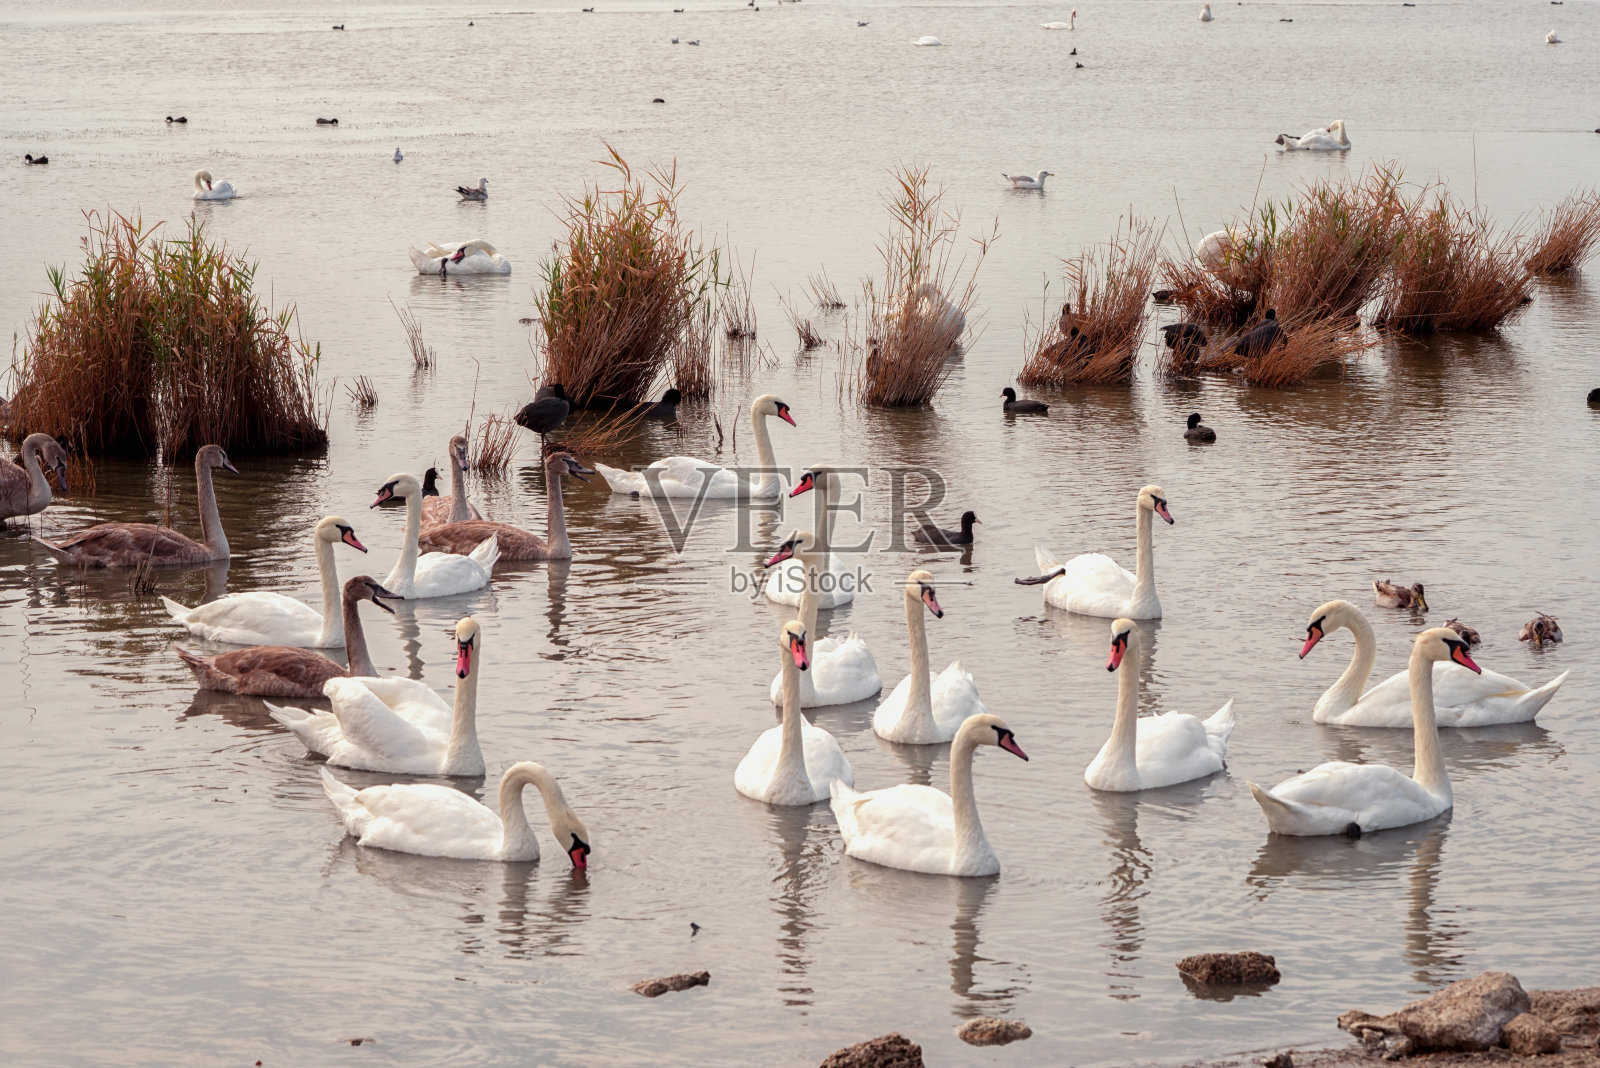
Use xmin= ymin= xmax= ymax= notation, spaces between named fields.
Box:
xmin=1514 ymin=670 xmax=1570 ymax=719
xmin=319 ymin=764 xmax=361 ymax=809
xmin=264 ymin=700 xmax=333 ymax=755
xmin=828 ymin=778 xmax=864 ymax=839
xmin=1034 ymin=545 xmax=1063 ymax=573
xmin=160 ymin=595 xmax=196 ymax=624
xmin=264 ymin=700 xmax=309 ymax=729
xmin=407 ymin=247 xmax=433 ymax=273
xmin=1203 ymin=699 xmax=1236 ymax=746
xmin=1247 ymin=781 xmax=1323 ymax=834
xmin=172 ymin=645 xmax=233 ymax=690
xmin=467 ymin=536 xmax=501 ymax=569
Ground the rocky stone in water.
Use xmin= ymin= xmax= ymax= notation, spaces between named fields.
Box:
xmin=1176 ymin=952 xmax=1281 ymax=986
xmin=631 ymin=970 xmax=710 ymax=997
xmin=819 ymin=1032 xmax=923 ymax=1067
xmin=1529 ymin=986 xmax=1600 ymax=1038
xmin=1262 ymin=1053 xmax=1294 ymax=1068
xmin=957 ymin=1017 xmax=1032 ymax=1046
xmin=1502 ymin=1012 xmax=1563 ymax=1055
xmin=1338 ymin=971 xmax=1531 ymax=1053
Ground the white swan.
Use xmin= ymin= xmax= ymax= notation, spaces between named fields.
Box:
xmin=1302 ymin=600 xmax=1568 ymax=727
xmin=593 ymin=393 xmax=795 ymax=498
xmin=267 ymin=616 xmax=487 ymax=776
xmin=1003 ymin=170 xmax=1053 ymax=190
xmin=766 ymin=532 xmax=881 ymax=708
xmin=1085 ymin=619 xmax=1235 ymax=791
xmin=874 ymin=570 xmax=988 ymax=745
xmin=371 ymin=472 xmax=498 ymax=598
xmin=1250 ymin=628 xmax=1479 ymax=836
xmin=1276 ymin=119 xmax=1351 ymax=151
xmin=160 ymin=516 xmax=368 ymax=648
xmin=1199 ymin=2 xmax=1213 ymax=20
xmin=736 ymin=621 xmax=856 ymax=805
xmin=408 ymin=239 xmax=512 ymax=276
xmin=1041 ymin=10 xmax=1076 ymax=29
xmin=1195 ymin=229 xmax=1259 ymax=289
xmin=830 ymin=713 xmax=1029 ymax=877
xmin=767 ymin=466 xmax=855 ymax=608
xmin=321 ymin=761 xmax=591 ymax=866
xmin=913 ymin=35 xmax=944 ymax=45
xmin=1546 ymin=30 xmax=1561 ymax=44
xmin=1028 ymin=485 xmax=1171 ymax=619
xmin=192 ymin=169 xmax=236 ymax=201
xmin=888 ymin=281 xmax=966 ymax=345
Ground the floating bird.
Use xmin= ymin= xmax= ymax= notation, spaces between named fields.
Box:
xmin=857 ymin=19 xmax=868 ymax=25
xmin=515 ymin=384 xmax=570 ymax=439
xmin=192 ymin=169 xmax=237 ymax=200
xmin=672 ymin=36 xmax=679 ymax=42
xmin=166 ymin=115 xmax=187 ymax=123
xmin=690 ymin=922 xmax=701 ymax=935
xmin=1199 ymin=2 xmax=1213 ymax=20
xmin=23 ymin=154 xmax=48 ymax=165
xmin=393 ymin=147 xmax=403 ymax=163
xmin=687 ymin=38 xmax=701 ymax=44
xmin=1161 ymin=322 xmax=1208 ymax=367
xmin=1546 ymin=30 xmax=1561 ymax=43
xmin=1002 ymin=169 xmax=1052 ymax=190
xmin=652 ymin=97 xmax=665 ymax=103
xmin=634 ymin=388 xmax=681 ymax=419
xmin=1075 ymin=61 xmax=1084 ymax=67
xmin=1374 ymin=579 xmax=1427 ymax=612
xmin=912 ymin=511 xmax=981 ymax=547
xmin=457 ymin=177 xmax=489 ymax=201
xmin=1226 ymin=309 xmax=1284 ymax=357
xmin=1277 ymin=119 xmax=1350 ymax=151
xmin=913 ymin=35 xmax=943 ymax=45
xmin=1042 ymin=10 xmax=1077 ymax=29
xmin=332 ymin=23 xmax=344 ymax=29
xmin=1443 ymin=618 xmax=1480 ymax=646
xmin=1000 ymin=387 xmax=1049 ymax=414
xmin=408 ymin=239 xmax=509 ymax=275
xmin=1183 ymin=413 xmax=1216 ymax=442
xmin=1020 ymin=486 xmax=1172 ymax=619
xmin=1069 ymin=46 xmax=1076 ymax=54
xmin=1588 ymin=387 xmax=1600 ymax=403
xmin=1279 ymin=17 xmax=1293 ymax=21
xmin=316 ymin=117 xmax=339 ymax=125
xmin=1520 ymin=613 xmax=1562 ymax=647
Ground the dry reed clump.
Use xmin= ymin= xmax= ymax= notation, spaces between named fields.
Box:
xmin=1260 ymin=169 xmax=1407 ymax=322
xmin=391 ymin=299 xmax=435 ymax=369
xmin=856 ymin=166 xmax=993 ymax=407
xmin=1375 ymin=196 xmax=1532 ymax=333
xmin=1020 ymin=220 xmax=1160 ymax=386
xmin=1524 ymin=189 xmax=1600 ymax=274
xmin=781 ymin=297 xmax=824 ymax=350
xmin=1198 ymin=315 xmax=1374 ymax=387
xmin=670 ymin=299 xmax=717 ymax=398
xmin=720 ymin=253 xmax=757 ymax=340
xmin=534 ymin=145 xmax=722 ymax=408
xmin=1159 ymin=258 xmax=1260 ymax=330
xmin=7 ymin=211 xmax=327 ymax=457
xmin=805 ymin=269 xmax=846 ymax=310
xmin=345 ymin=376 xmax=378 ymax=408
xmin=470 ymin=412 xmax=517 ymax=470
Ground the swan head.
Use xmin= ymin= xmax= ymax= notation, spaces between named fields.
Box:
xmin=780 ymin=620 xmax=810 ymax=671
xmin=27 ymin=436 xmax=70 ymax=489
xmin=1187 ymin=412 xmax=1204 ymax=429
xmin=315 ymin=515 xmax=367 ymax=552
xmin=505 ymin=762 xmax=592 ymax=870
xmin=960 ymin=713 xmax=1029 ymax=761
xmin=1301 ymin=599 xmax=1362 ymax=658
xmin=196 ymin=443 xmax=239 ymax=475
xmin=906 ymin=569 xmax=942 ymax=618
xmin=1106 ymin=618 xmax=1139 ymax=670
xmin=343 ymin=575 xmax=397 ymax=614
xmin=543 ymin=446 xmax=593 ymax=481
xmin=1137 ymin=485 xmax=1173 ymax=524
xmin=448 ymin=434 xmax=471 ymax=471
xmin=765 ymin=530 xmax=818 ymax=567
xmin=791 ymin=467 xmax=821 ymax=498
xmin=1415 ymin=627 xmax=1481 ymax=674
xmin=454 ymin=617 xmax=481 ymax=679
xmin=371 ymin=472 xmax=421 ymax=507
xmin=752 ymin=393 xmax=796 ymax=426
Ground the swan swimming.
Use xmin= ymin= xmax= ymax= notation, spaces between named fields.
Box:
xmin=192 ymin=169 xmax=237 ymax=200
xmin=872 ymin=570 xmax=988 ymax=745
xmin=736 ymin=621 xmax=855 ymax=805
xmin=1276 ymin=119 xmax=1350 ymax=151
xmin=594 ymin=393 xmax=794 ymax=498
xmin=1546 ymin=30 xmax=1561 ymax=43
xmin=765 ymin=532 xmax=881 ymax=708
xmin=1199 ymin=3 xmax=1213 ymax=20
xmin=913 ymin=35 xmax=943 ymax=45
xmin=1042 ymin=10 xmax=1076 ymax=29
xmin=1003 ymin=170 xmax=1053 ymax=190
xmin=1023 ymin=485 xmax=1172 ymax=619
xmin=408 ymin=239 xmax=512 ymax=276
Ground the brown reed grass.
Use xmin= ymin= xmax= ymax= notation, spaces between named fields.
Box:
xmin=671 ymin=299 xmax=717 ymax=398
xmin=345 ymin=376 xmax=378 ymax=408
xmin=471 ymin=412 xmax=517 ymax=470
xmin=533 ymin=145 xmax=722 ymax=408
xmin=391 ymin=299 xmax=435 ymax=369
xmin=805 ymin=269 xmax=846 ymax=310
xmin=781 ymin=297 xmax=824 ymax=350
xmin=720 ymin=253 xmax=757 ymax=340
xmin=1524 ymin=189 xmax=1600 ymax=274
xmin=1197 ymin=315 xmax=1374 ymax=387
xmin=1261 ymin=168 xmax=1407 ymax=321
xmin=7 ymin=211 xmax=327 ymax=458
xmin=1375 ymin=197 xmax=1531 ymax=333
xmin=1020 ymin=220 xmax=1160 ymax=386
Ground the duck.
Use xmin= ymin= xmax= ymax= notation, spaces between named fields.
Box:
xmin=393 ymin=147 xmax=403 ymax=163
xmin=830 ymin=714 xmax=1028 ymax=877
xmin=1302 ymin=599 xmax=1567 ymax=727
xmin=419 ymin=447 xmax=592 ymax=561
xmin=1161 ymin=322 xmax=1208 ymax=366
xmin=408 ymin=239 xmax=511 ymax=276
xmin=769 ymin=465 xmax=857 ymax=606
xmin=457 ymin=177 xmax=489 ymax=200
xmin=764 ymin=532 xmax=881 ymax=708
xmin=913 ymin=511 xmax=980 ymax=547
xmin=160 ymin=515 xmax=369 ymax=647
xmin=1442 ymin=618 xmax=1480 ymax=646
xmin=321 ymin=761 xmax=591 ymax=866
xmin=370 ymin=473 xmax=499 ymax=598
xmin=421 ymin=435 xmax=482 ymax=529
xmin=1251 ymin=628 xmax=1478 ymax=836
xmin=1276 ymin=119 xmax=1351 ymax=151
xmin=634 ymin=387 xmax=682 ymax=419
xmin=166 ymin=116 xmax=188 ymax=124
xmin=174 ymin=576 xmax=395 ymax=698
xmin=268 ymin=617 xmax=488 ymax=776
xmin=873 ymin=570 xmax=988 ymax=745
xmin=1000 ymin=386 xmax=1049 ymax=414
xmin=1227 ymin=310 xmax=1285 ymax=357
xmin=1546 ymin=30 xmax=1561 ymax=43
xmin=192 ymin=169 xmax=237 ymax=200
xmin=737 ymin=621 xmax=856 ymax=804
xmin=1519 ymin=612 xmax=1563 ymax=647
xmin=24 ymin=154 xmax=49 ymax=165
xmin=1002 ymin=170 xmax=1053 ymax=190
xmin=1199 ymin=2 xmax=1214 ymax=19
xmin=913 ymin=35 xmax=943 ymax=45
xmin=1021 ymin=485 xmax=1172 ymax=619
xmin=0 ymin=433 xmax=70 ymax=523
xmin=515 ymin=384 xmax=571 ymax=440
xmin=34 ymin=445 xmax=237 ymax=567
xmin=1184 ymin=413 xmax=1216 ymax=442
xmin=595 ymin=394 xmax=794 ymax=498
xmin=315 ymin=117 xmax=339 ymax=125
xmin=1085 ymin=620 xmax=1234 ymax=791
xmin=1373 ymin=579 xmax=1426 ymax=611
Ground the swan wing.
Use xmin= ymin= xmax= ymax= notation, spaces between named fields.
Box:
xmin=1132 ymin=710 xmax=1227 ymax=788
xmin=1043 ymin=552 xmax=1138 ymax=617
xmin=409 ymin=550 xmax=493 ymax=597
xmin=319 ymin=677 xmax=439 ymax=769
xmin=338 ymin=780 xmax=504 ymax=859
xmin=1342 ymin=663 xmax=1566 ymax=728
xmin=161 ymin=591 xmax=329 ymax=647
xmin=352 ymin=676 xmax=453 ymax=734
xmin=1255 ymin=761 xmax=1443 ymax=834
xmin=810 ymin=634 xmax=882 ymax=705
xmin=835 ymin=784 xmax=958 ymax=874
xmin=801 ymin=719 xmax=854 ymax=793
xmin=931 ymin=661 xmax=986 ymax=737
xmin=1034 ymin=544 xmax=1064 ymax=573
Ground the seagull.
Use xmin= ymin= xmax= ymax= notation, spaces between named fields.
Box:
xmin=457 ymin=177 xmax=489 ymax=201
xmin=393 ymin=147 xmax=403 ymax=163
xmin=1003 ymin=170 xmax=1053 ymax=190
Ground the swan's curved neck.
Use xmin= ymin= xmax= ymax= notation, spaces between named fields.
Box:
xmin=444 ymin=651 xmax=482 ymax=775
xmin=949 ymin=730 xmax=991 ymax=869
xmin=904 ymin=589 xmax=934 ymax=733
xmin=1104 ymin=629 xmax=1143 ymax=783
xmin=342 ymin=594 xmax=376 ymax=676
xmin=1408 ymin=649 xmax=1449 ymax=799
xmin=750 ymin=407 xmax=778 ymax=497
xmin=195 ymin=459 xmax=228 ymax=559
xmin=796 ymin=544 xmax=821 ymax=659
xmin=497 ymin=765 xmax=541 ymax=858
xmin=18 ymin=440 xmax=52 ymax=512
xmin=774 ymin=645 xmax=810 ymax=794
xmin=313 ymin=534 xmax=343 ymax=646
xmin=1131 ymin=504 xmax=1155 ymax=613
xmin=545 ymin=465 xmax=571 ymax=558
xmin=387 ymin=491 xmax=423 ymax=592
xmin=1318 ymin=610 xmax=1377 ymax=716
xmin=448 ymin=461 xmax=471 ymax=523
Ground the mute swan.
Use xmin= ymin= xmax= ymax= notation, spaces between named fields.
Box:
xmin=371 ymin=472 xmax=499 ymax=598
xmin=874 ymin=570 xmax=988 ymax=745
xmin=1546 ymin=30 xmax=1561 ymax=43
xmin=1000 ymin=387 xmax=1049 ymax=414
xmin=1276 ymin=119 xmax=1350 ymax=151
xmin=765 ymin=532 xmax=881 ymax=708
xmin=174 ymin=576 xmax=394 ymax=698
xmin=34 ymin=445 xmax=237 ymax=567
xmin=1195 ymin=229 xmax=1259 ymax=290
xmin=408 ymin=239 xmax=511 ymax=276
xmin=192 ymin=169 xmax=236 ymax=200
xmin=0 ymin=433 xmax=69 ymax=523
xmin=1373 ymin=579 xmax=1426 ymax=611
xmin=161 ymin=515 xmax=368 ymax=647
xmin=1302 ymin=600 xmax=1568 ymax=727
xmin=1041 ymin=10 xmax=1076 ymax=29
xmin=913 ymin=35 xmax=944 ymax=45
xmin=738 ymin=621 xmax=856 ymax=804
xmin=321 ymin=761 xmax=591 ymax=866
xmin=419 ymin=448 xmax=593 ymax=561
xmin=268 ymin=617 xmax=488 ymax=776
xmin=1023 ymin=485 xmax=1171 ymax=619
xmin=1251 ymin=628 xmax=1479 ymax=836
xmin=888 ymin=281 xmax=965 ymax=346
xmin=421 ymin=435 xmax=482 ymax=529
xmin=831 ymin=713 xmax=1028 ymax=877
xmin=1184 ymin=413 xmax=1216 ymax=442
xmin=913 ymin=510 xmax=980 ymax=547
xmin=769 ymin=466 xmax=854 ymax=607
xmin=1086 ymin=620 xmax=1235 ymax=791
xmin=393 ymin=147 xmax=403 ymax=163
xmin=1199 ymin=2 xmax=1213 ymax=20
xmin=593 ymin=393 xmax=795 ymax=498
xmin=1003 ymin=170 xmax=1053 ymax=190
xmin=457 ymin=177 xmax=489 ymax=201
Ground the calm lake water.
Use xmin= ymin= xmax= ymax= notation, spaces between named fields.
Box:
xmin=3 ymin=0 xmax=1598 ymax=1065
